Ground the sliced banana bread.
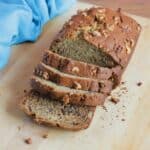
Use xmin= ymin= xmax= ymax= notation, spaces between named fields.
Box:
xmin=43 ymin=50 xmax=122 ymax=86
xmin=50 ymin=7 xmax=141 ymax=68
xmin=20 ymin=90 xmax=95 ymax=130
xmin=34 ymin=62 xmax=113 ymax=93
xmin=31 ymin=76 xmax=106 ymax=106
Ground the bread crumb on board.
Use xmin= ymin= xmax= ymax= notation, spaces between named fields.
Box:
xmin=24 ymin=138 xmax=32 ymax=144
xmin=17 ymin=126 xmax=21 ymax=131
xmin=102 ymin=105 xmax=108 ymax=112
xmin=121 ymin=118 xmax=125 ymax=121
xmin=137 ymin=82 xmax=142 ymax=86
xmin=110 ymin=96 xmax=120 ymax=104
xmin=42 ymin=134 xmax=48 ymax=139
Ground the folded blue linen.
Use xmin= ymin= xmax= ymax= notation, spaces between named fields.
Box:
xmin=0 ymin=0 xmax=76 ymax=69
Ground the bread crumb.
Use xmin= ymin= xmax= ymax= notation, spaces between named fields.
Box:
xmin=102 ymin=105 xmax=108 ymax=112
xmin=24 ymin=90 xmax=27 ymax=93
xmin=18 ymin=126 xmax=21 ymax=131
xmin=110 ymin=97 xmax=120 ymax=104
xmin=121 ymin=118 xmax=125 ymax=121
xmin=121 ymin=81 xmax=125 ymax=84
xmin=137 ymin=82 xmax=142 ymax=86
xmin=42 ymin=134 xmax=48 ymax=139
xmin=24 ymin=138 xmax=32 ymax=144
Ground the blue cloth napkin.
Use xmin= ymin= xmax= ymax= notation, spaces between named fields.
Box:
xmin=0 ymin=0 xmax=76 ymax=69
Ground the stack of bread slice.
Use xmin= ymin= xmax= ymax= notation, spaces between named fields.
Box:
xmin=20 ymin=7 xmax=141 ymax=130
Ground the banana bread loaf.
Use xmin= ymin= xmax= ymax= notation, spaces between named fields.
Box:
xmin=20 ymin=7 xmax=141 ymax=130
xmin=50 ymin=7 xmax=141 ymax=68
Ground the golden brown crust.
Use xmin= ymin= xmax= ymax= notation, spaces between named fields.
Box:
xmin=30 ymin=76 xmax=106 ymax=106
xmin=34 ymin=62 xmax=113 ymax=93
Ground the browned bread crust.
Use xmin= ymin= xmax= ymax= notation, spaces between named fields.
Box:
xmin=31 ymin=76 xmax=106 ymax=106
xmin=34 ymin=62 xmax=113 ymax=93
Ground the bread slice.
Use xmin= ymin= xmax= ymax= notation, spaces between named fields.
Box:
xmin=50 ymin=7 xmax=141 ymax=68
xmin=43 ymin=50 xmax=122 ymax=86
xmin=34 ymin=62 xmax=113 ymax=93
xmin=30 ymin=75 xmax=106 ymax=106
xmin=20 ymin=91 xmax=95 ymax=130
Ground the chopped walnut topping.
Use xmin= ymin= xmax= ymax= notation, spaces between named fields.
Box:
xmin=114 ymin=16 xmax=120 ymax=25
xmin=72 ymin=67 xmax=79 ymax=73
xmin=92 ymin=30 xmax=101 ymax=37
xmin=92 ymin=22 xmax=98 ymax=30
xmin=69 ymin=21 xmax=73 ymax=26
xmin=98 ymin=8 xmax=106 ymax=13
xmin=102 ymin=30 xmax=108 ymax=38
xmin=107 ymin=24 xmax=115 ymax=32
xmin=83 ymin=26 xmax=92 ymax=32
xmin=43 ymin=72 xmax=49 ymax=80
xmin=99 ymin=15 xmax=105 ymax=20
xmin=95 ymin=13 xmax=105 ymax=21
xmin=73 ymin=81 xmax=82 ymax=90
xmin=82 ymin=12 xmax=87 ymax=17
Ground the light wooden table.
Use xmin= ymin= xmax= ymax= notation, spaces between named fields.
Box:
xmin=0 ymin=2 xmax=150 ymax=150
xmin=81 ymin=0 xmax=150 ymax=18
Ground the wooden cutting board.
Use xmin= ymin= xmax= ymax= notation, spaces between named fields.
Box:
xmin=0 ymin=2 xmax=150 ymax=150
